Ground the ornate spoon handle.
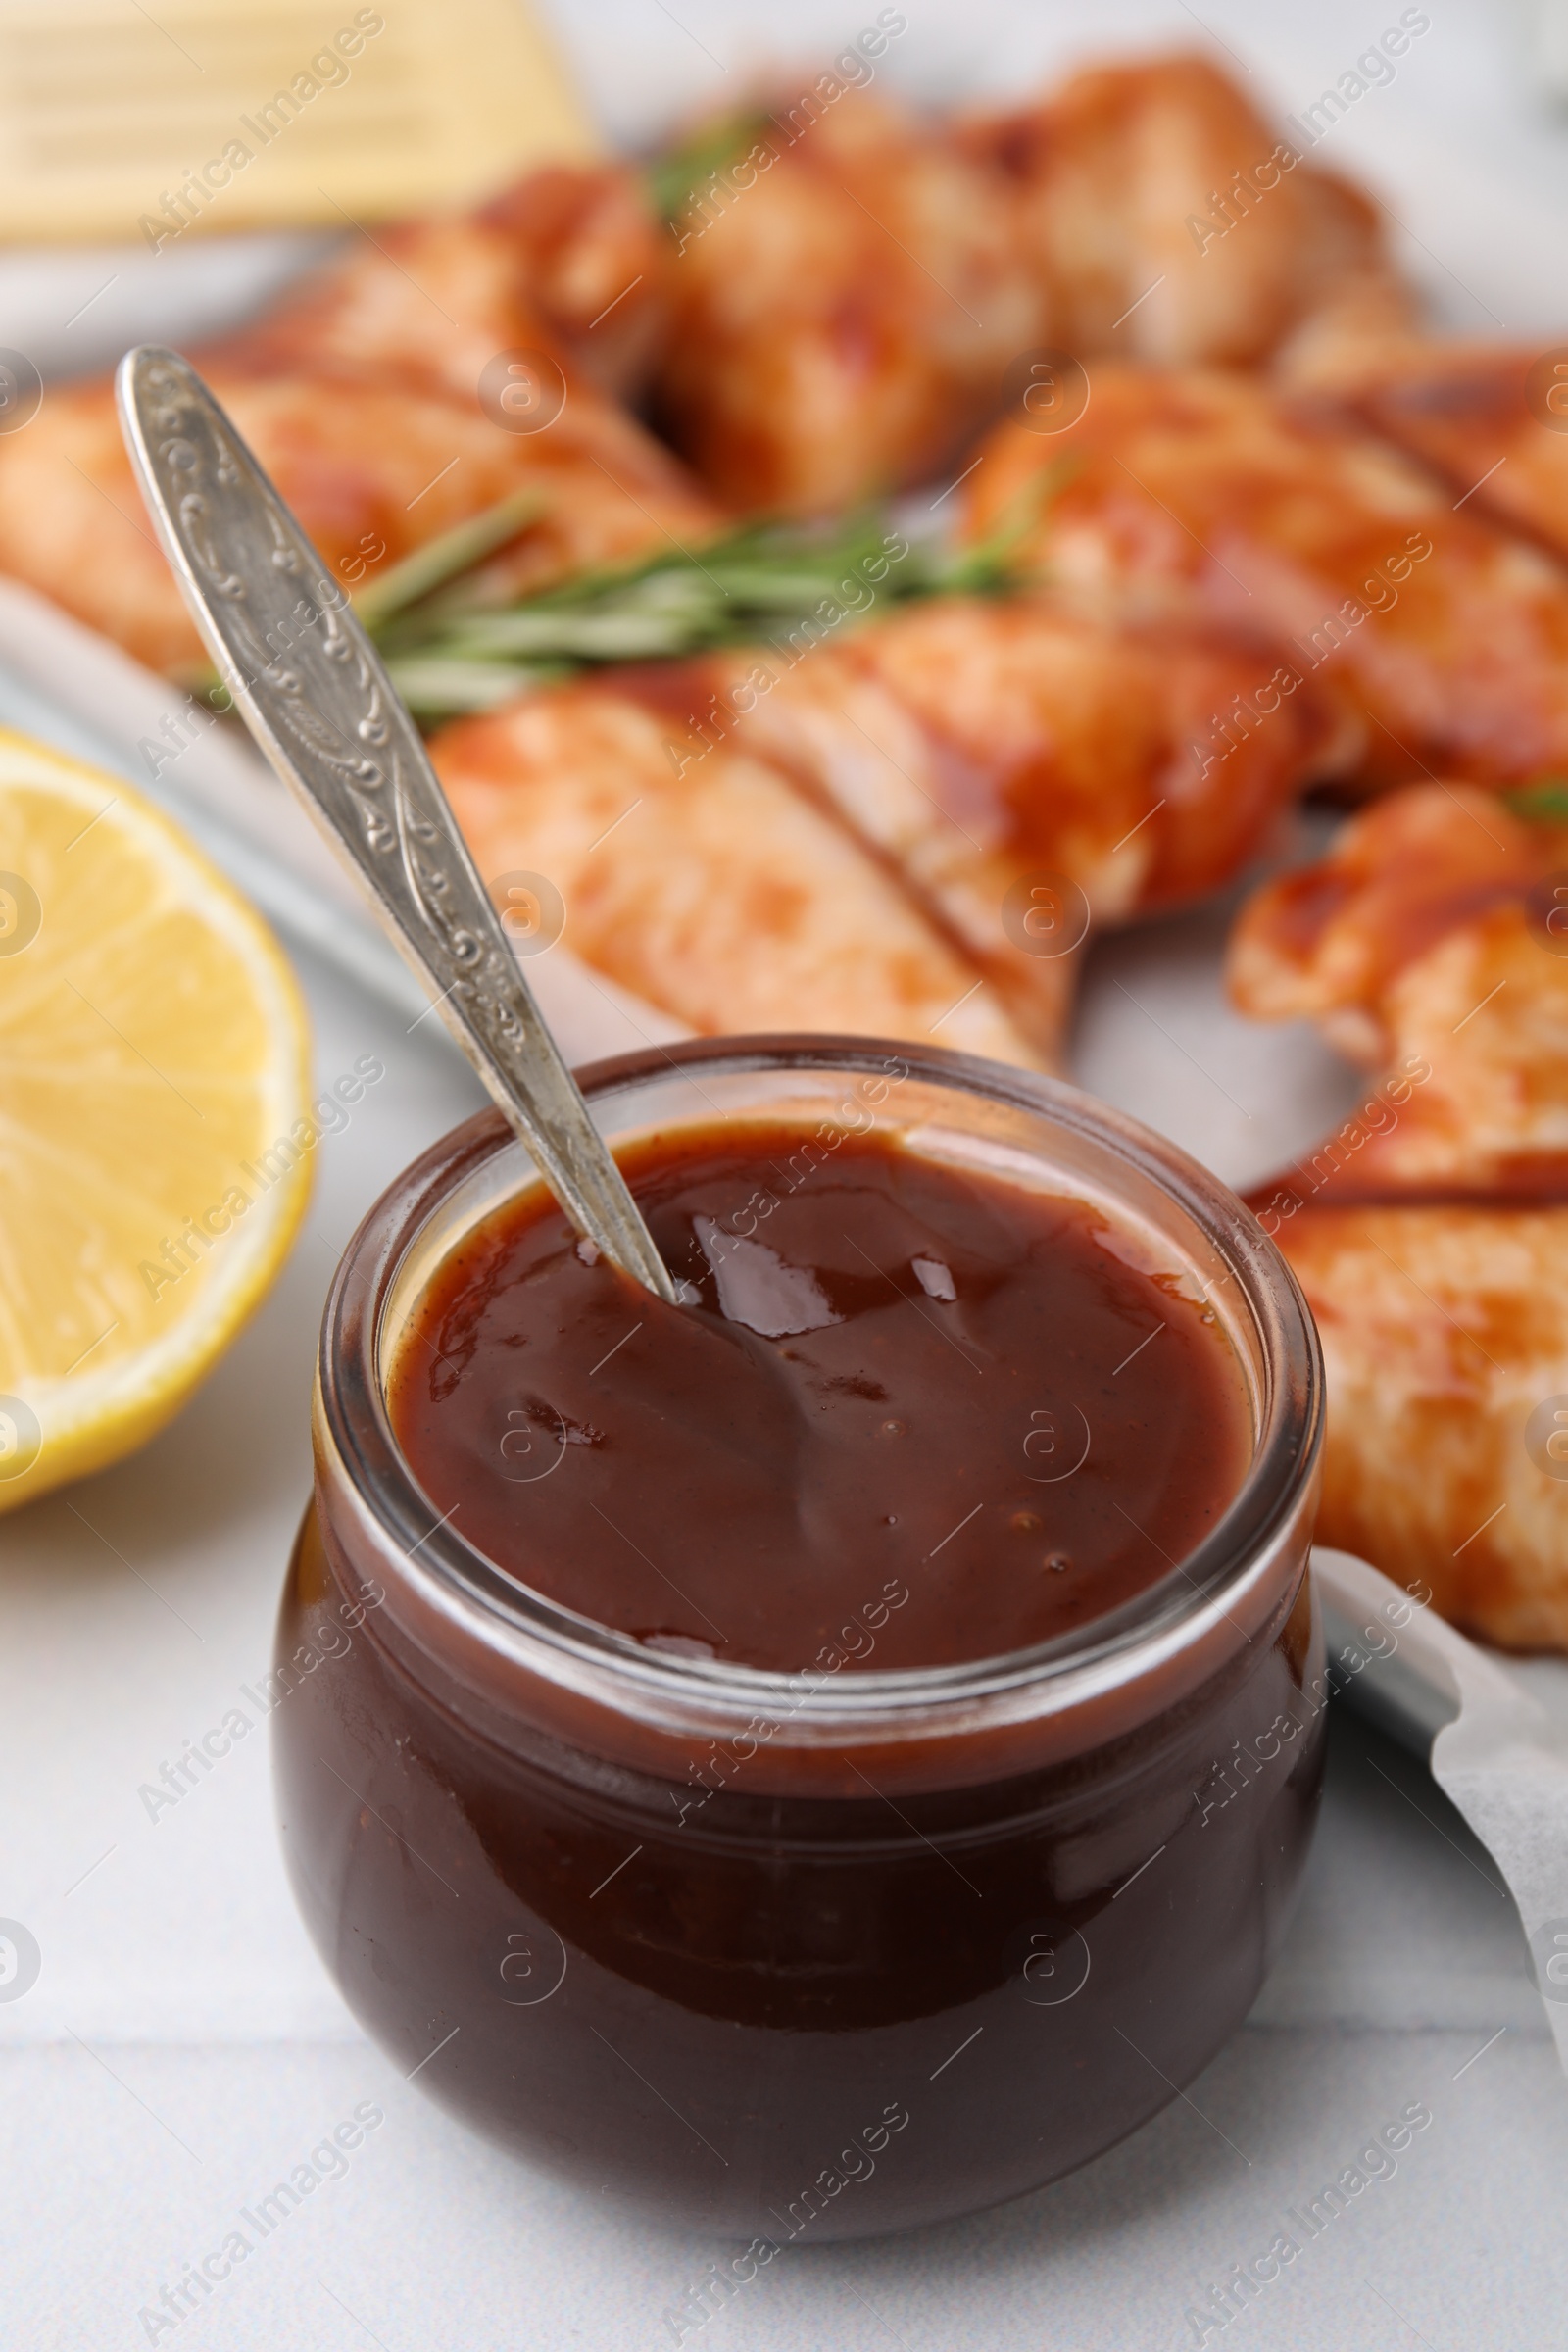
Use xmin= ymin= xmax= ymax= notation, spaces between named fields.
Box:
xmin=116 ymin=346 xmax=675 ymax=1302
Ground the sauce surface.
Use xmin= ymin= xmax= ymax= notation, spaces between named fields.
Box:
xmin=388 ymin=1124 xmax=1251 ymax=1671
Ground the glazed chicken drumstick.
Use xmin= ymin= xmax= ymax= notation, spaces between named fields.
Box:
xmin=1230 ymin=784 xmax=1568 ymax=1648
xmin=651 ymin=53 xmax=1416 ymax=517
xmin=1328 ymin=341 xmax=1568 ymax=572
xmin=955 ymin=52 xmax=1413 ymax=371
xmin=651 ymin=83 xmax=1045 ymax=518
xmin=430 ymin=593 xmax=1334 ymax=1067
xmin=962 ymin=363 xmax=1568 ymax=793
xmin=710 ymin=593 xmax=1336 ymax=1059
xmin=0 ymin=163 xmax=716 ymax=677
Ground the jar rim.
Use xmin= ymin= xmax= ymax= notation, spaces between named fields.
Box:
xmin=317 ymin=1035 xmax=1322 ymax=1737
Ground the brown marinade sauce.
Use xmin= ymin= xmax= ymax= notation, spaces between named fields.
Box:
xmin=387 ymin=1123 xmax=1250 ymax=1671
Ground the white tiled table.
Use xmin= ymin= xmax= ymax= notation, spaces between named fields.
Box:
xmin=5 ymin=4 xmax=1568 ymax=2344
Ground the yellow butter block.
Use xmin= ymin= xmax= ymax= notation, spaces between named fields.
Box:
xmin=0 ymin=0 xmax=601 ymax=247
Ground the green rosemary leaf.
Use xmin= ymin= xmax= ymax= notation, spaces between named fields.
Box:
xmin=933 ymin=455 xmax=1079 ymax=594
xmin=645 ymin=110 xmax=774 ymax=224
xmin=352 ymin=487 xmax=546 ymax=631
xmin=361 ymin=488 xmax=1057 ymax=718
xmin=374 ymin=511 xmax=907 ymax=669
xmin=440 ymin=607 xmax=717 ymax=661
xmin=382 ymin=657 xmax=566 ymax=718
xmin=1505 ymin=778 xmax=1568 ymax=824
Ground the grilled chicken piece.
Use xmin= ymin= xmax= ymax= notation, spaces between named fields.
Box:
xmin=958 ymin=53 xmax=1410 ymax=370
xmin=430 ymin=680 xmax=1042 ymax=1066
xmin=683 ymin=595 xmax=1336 ymax=1058
xmin=225 ymin=164 xmax=669 ymax=402
xmin=652 ymin=57 xmax=1419 ymax=514
xmin=653 ymin=87 xmax=1047 ymax=515
xmin=963 ymin=365 xmax=1568 ymax=791
xmin=1231 ymin=785 xmax=1568 ymax=1198
xmin=1327 ymin=342 xmax=1568 ymax=567
xmin=1270 ymin=256 xmax=1429 ymax=397
xmin=0 ymin=362 xmax=718 ymax=678
xmin=1283 ymin=1204 xmax=1568 ymax=1650
xmin=1231 ymin=784 xmax=1568 ymax=1647
xmin=0 ymin=160 xmax=713 ymax=677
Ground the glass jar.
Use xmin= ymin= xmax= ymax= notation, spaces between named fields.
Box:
xmin=274 ymin=1037 xmax=1324 ymax=2241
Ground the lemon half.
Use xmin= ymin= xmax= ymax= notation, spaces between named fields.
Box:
xmin=0 ymin=729 xmax=313 ymax=1511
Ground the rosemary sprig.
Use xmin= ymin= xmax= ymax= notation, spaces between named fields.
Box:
xmin=373 ymin=503 xmax=1031 ymax=718
xmin=645 ymin=109 xmax=774 ymax=223
xmin=352 ymin=487 xmax=546 ymax=631
xmin=1505 ymin=778 xmax=1568 ymax=825
xmin=176 ymin=464 xmax=1064 ymax=723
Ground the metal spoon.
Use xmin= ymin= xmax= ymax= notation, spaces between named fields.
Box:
xmin=116 ymin=345 xmax=676 ymax=1303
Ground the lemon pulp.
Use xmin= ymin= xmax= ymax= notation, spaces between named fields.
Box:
xmin=0 ymin=729 xmax=313 ymax=1509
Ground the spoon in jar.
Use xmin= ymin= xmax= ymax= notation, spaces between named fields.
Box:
xmin=116 ymin=345 xmax=677 ymax=1303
